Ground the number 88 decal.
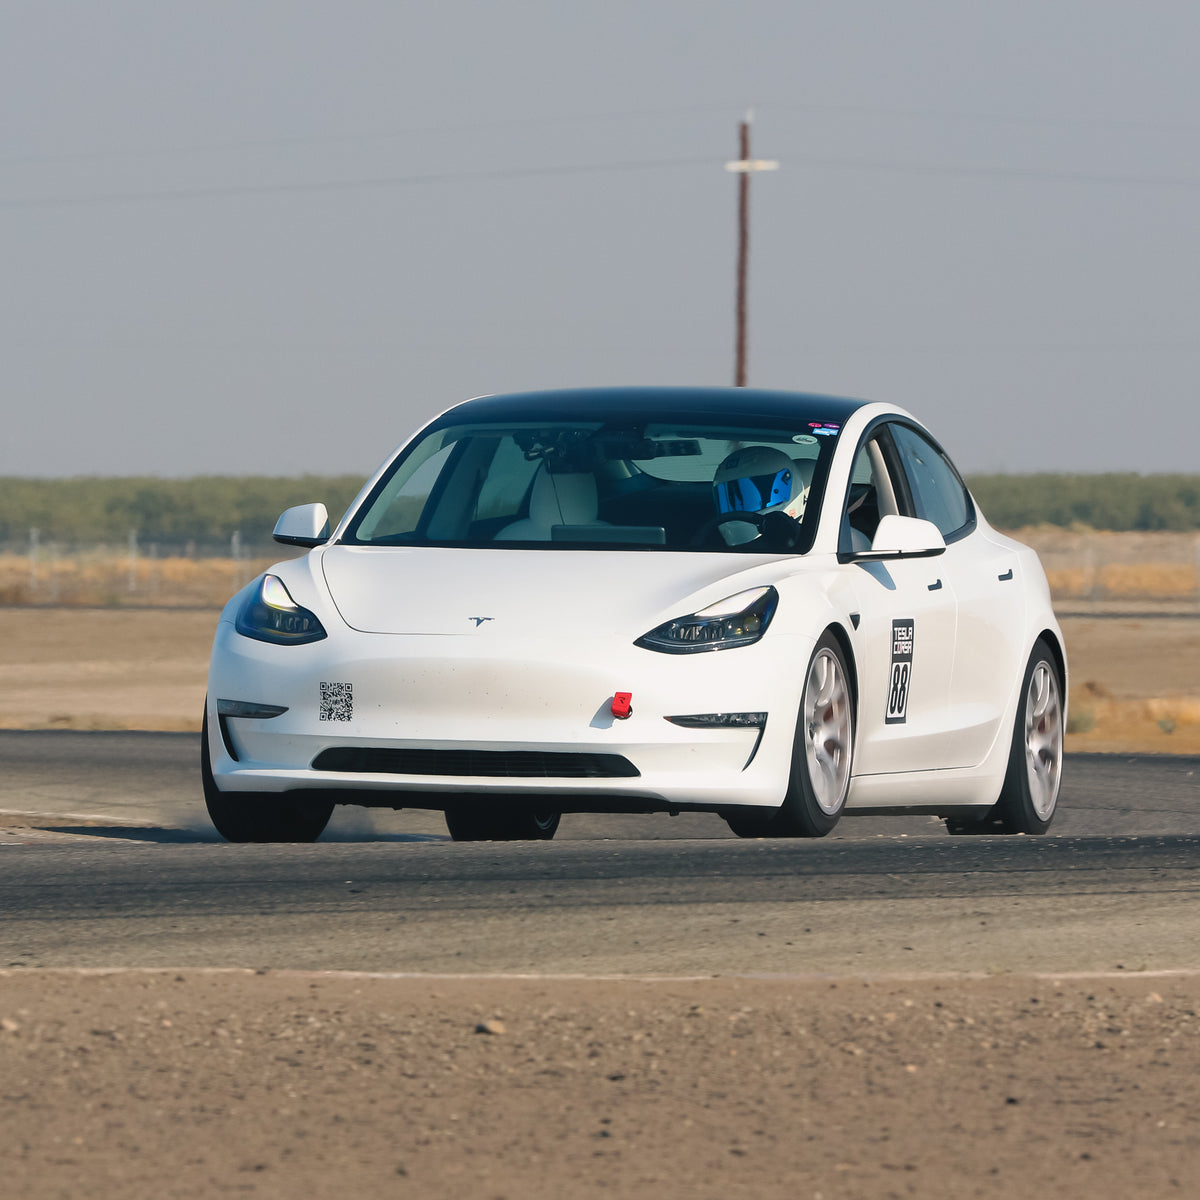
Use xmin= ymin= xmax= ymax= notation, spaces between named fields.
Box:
xmin=886 ymin=619 xmax=914 ymax=725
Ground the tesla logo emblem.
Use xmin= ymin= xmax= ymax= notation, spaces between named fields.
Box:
xmin=468 ymin=616 xmax=494 ymax=627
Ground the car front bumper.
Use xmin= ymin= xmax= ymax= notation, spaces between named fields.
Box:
xmin=206 ymin=618 xmax=814 ymax=812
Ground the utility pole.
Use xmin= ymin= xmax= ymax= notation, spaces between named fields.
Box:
xmin=725 ymin=111 xmax=778 ymax=387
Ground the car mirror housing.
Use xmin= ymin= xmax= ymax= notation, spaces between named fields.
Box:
xmin=273 ymin=502 xmax=330 ymax=547
xmin=852 ymin=514 xmax=946 ymax=561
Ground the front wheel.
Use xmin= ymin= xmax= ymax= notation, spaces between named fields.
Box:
xmin=725 ymin=632 xmax=855 ymax=839
xmin=201 ymin=711 xmax=333 ymax=843
xmin=444 ymin=803 xmax=561 ymax=842
xmin=992 ymin=638 xmax=1064 ymax=834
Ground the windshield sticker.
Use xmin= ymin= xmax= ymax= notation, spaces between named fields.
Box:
xmin=809 ymin=423 xmax=841 ymax=437
xmin=792 ymin=434 xmax=818 ymax=445
xmin=885 ymin=620 xmax=913 ymax=724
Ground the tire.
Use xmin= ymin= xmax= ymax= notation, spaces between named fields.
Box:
xmin=201 ymin=710 xmax=333 ymax=843
xmin=724 ymin=632 xmax=855 ymax=839
xmin=991 ymin=637 xmax=1064 ymax=834
xmin=444 ymin=803 xmax=561 ymax=842
xmin=724 ymin=811 xmax=777 ymax=839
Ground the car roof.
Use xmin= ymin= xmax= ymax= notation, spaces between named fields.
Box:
xmin=429 ymin=386 xmax=870 ymax=428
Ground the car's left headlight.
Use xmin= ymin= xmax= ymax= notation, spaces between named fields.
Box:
xmin=235 ymin=574 xmax=328 ymax=645
xmin=635 ymin=586 xmax=777 ymax=654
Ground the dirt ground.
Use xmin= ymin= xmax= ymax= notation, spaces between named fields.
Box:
xmin=2 ymin=969 xmax=1198 ymax=1200
xmin=3 ymin=607 xmax=1199 ymax=1198
xmin=1 ymin=605 xmax=1197 ymax=751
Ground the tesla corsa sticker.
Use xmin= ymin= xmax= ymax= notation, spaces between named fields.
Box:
xmin=885 ymin=619 xmax=914 ymax=724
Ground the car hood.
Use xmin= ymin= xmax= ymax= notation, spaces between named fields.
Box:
xmin=319 ymin=545 xmax=788 ymax=636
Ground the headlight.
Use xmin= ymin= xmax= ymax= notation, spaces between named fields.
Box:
xmin=635 ymin=586 xmax=777 ymax=654
xmin=235 ymin=574 xmax=327 ymax=645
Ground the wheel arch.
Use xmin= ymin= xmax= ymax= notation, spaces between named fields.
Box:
xmin=822 ymin=621 xmax=860 ymax=722
xmin=1034 ymin=626 xmax=1068 ymax=718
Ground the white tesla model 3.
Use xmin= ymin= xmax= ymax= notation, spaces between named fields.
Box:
xmin=203 ymin=387 xmax=1066 ymax=842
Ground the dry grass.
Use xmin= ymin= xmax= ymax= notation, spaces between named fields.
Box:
xmin=2 ymin=607 xmax=1197 ymax=754
xmin=3 ymin=531 xmax=1197 ymax=753
xmin=4 ymin=530 xmax=1197 ymax=607
xmin=1045 ymin=562 xmax=1196 ymax=600
xmin=1012 ymin=528 xmax=1199 ymax=601
xmin=0 ymin=553 xmax=281 ymax=608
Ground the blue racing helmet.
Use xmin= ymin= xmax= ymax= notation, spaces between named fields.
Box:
xmin=713 ymin=446 xmax=805 ymax=517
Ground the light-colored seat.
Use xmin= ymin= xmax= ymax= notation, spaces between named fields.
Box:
xmin=495 ymin=469 xmax=607 ymax=540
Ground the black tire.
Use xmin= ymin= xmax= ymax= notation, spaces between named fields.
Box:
xmin=444 ymin=802 xmax=561 ymax=842
xmin=724 ymin=632 xmax=855 ymax=839
xmin=201 ymin=710 xmax=333 ymax=843
xmin=990 ymin=637 xmax=1064 ymax=834
xmin=724 ymin=811 xmax=778 ymax=839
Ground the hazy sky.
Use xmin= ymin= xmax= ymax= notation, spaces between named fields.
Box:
xmin=4 ymin=1 xmax=1199 ymax=478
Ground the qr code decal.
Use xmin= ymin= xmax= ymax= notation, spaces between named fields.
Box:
xmin=319 ymin=681 xmax=353 ymax=722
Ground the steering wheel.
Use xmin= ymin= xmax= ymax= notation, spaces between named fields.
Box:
xmin=689 ymin=510 xmax=764 ymax=547
xmin=691 ymin=510 xmax=802 ymax=551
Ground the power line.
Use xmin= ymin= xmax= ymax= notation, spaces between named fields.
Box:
xmin=7 ymin=147 xmax=1200 ymax=214
xmin=0 ymin=155 xmax=716 ymax=211
xmin=770 ymin=150 xmax=1200 ymax=190
xmin=0 ymin=103 xmax=740 ymax=170
xmin=7 ymin=96 xmax=1200 ymax=173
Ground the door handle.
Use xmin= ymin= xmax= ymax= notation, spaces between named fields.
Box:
xmin=927 ymin=579 xmax=943 ymax=591
xmin=998 ymin=568 xmax=1013 ymax=582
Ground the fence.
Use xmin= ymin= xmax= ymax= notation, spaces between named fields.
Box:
xmin=1 ymin=533 xmax=288 ymax=608
xmin=1016 ymin=528 xmax=1200 ymax=609
xmin=2 ymin=528 xmax=1198 ymax=610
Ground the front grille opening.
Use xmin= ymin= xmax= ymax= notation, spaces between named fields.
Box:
xmin=311 ymin=747 xmax=640 ymax=779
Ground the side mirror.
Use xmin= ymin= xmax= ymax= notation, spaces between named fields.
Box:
xmin=855 ymin=514 xmax=946 ymax=560
xmin=273 ymin=502 xmax=330 ymax=547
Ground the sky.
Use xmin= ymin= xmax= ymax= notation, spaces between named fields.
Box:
xmin=4 ymin=1 xmax=1199 ymax=479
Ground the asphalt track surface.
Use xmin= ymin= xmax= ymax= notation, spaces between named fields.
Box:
xmin=1 ymin=731 xmax=1198 ymax=976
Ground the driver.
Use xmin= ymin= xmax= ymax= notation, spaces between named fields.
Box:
xmin=712 ymin=446 xmax=811 ymax=546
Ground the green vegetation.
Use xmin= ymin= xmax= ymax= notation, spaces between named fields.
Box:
xmin=967 ymin=474 xmax=1200 ymax=531
xmin=0 ymin=475 xmax=367 ymax=548
xmin=0 ymin=472 xmax=1197 ymax=546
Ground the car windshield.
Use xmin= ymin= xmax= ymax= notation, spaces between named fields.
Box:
xmin=341 ymin=410 xmax=842 ymax=553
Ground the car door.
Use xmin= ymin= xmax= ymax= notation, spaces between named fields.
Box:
xmin=839 ymin=435 xmax=960 ymax=776
xmin=888 ymin=423 xmax=1027 ymax=768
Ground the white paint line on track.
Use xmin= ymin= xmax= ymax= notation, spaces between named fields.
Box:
xmin=3 ymin=966 xmax=1200 ymax=983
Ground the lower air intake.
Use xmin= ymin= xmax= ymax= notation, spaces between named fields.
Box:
xmin=311 ymin=747 xmax=640 ymax=779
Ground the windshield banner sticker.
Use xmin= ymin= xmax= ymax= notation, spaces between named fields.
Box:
xmin=885 ymin=619 xmax=914 ymax=724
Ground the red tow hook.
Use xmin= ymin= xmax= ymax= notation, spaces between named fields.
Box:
xmin=611 ymin=692 xmax=633 ymax=720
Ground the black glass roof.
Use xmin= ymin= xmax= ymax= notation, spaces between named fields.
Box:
xmin=426 ymin=386 xmax=868 ymax=431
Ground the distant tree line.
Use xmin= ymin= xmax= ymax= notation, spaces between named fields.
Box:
xmin=0 ymin=472 xmax=1198 ymax=546
xmin=0 ymin=475 xmax=367 ymax=548
xmin=966 ymin=474 xmax=1200 ymax=531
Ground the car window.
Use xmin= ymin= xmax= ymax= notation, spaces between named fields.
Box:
xmin=353 ymin=438 xmax=454 ymax=542
xmin=841 ymin=442 xmax=887 ymax=552
xmin=341 ymin=414 xmax=844 ymax=552
xmin=889 ymin=424 xmax=971 ymax=538
xmin=473 ymin=435 xmax=544 ymax=521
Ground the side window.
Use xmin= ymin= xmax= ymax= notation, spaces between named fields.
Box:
xmin=841 ymin=441 xmax=886 ymax=551
xmin=890 ymin=424 xmax=971 ymax=538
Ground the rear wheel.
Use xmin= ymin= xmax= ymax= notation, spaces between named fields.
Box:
xmin=444 ymin=803 xmax=561 ymax=842
xmin=201 ymin=711 xmax=333 ymax=843
xmin=725 ymin=632 xmax=854 ymax=839
xmin=992 ymin=638 xmax=1064 ymax=834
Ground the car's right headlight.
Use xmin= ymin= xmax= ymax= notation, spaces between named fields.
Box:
xmin=635 ymin=586 xmax=777 ymax=654
xmin=235 ymin=574 xmax=327 ymax=645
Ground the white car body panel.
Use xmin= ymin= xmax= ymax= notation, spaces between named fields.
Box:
xmin=204 ymin=387 xmax=1066 ymax=833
